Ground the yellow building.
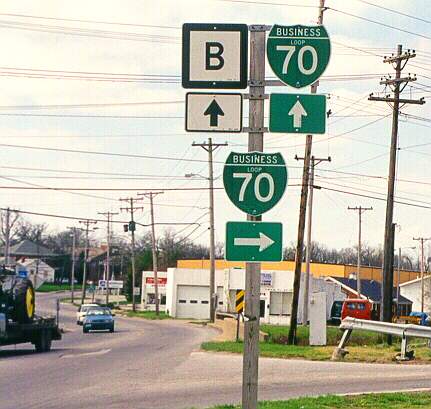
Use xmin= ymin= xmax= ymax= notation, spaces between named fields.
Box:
xmin=177 ymin=259 xmax=420 ymax=285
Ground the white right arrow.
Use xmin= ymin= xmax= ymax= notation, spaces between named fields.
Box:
xmin=234 ymin=232 xmax=275 ymax=252
xmin=288 ymin=100 xmax=307 ymax=128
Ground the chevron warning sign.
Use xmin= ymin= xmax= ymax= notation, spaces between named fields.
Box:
xmin=235 ymin=289 xmax=245 ymax=314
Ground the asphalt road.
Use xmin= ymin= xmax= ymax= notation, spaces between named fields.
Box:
xmin=1 ymin=292 xmax=430 ymax=409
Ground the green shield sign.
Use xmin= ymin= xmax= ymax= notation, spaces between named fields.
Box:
xmin=267 ymin=24 xmax=331 ymax=89
xmin=223 ymin=151 xmax=287 ymax=216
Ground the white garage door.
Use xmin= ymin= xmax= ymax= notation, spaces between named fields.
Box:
xmin=176 ymin=285 xmax=210 ymax=319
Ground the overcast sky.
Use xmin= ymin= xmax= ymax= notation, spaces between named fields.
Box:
xmin=0 ymin=0 xmax=430 ymax=260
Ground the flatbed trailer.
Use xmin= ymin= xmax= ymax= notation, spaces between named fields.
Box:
xmin=0 ymin=314 xmax=62 ymax=352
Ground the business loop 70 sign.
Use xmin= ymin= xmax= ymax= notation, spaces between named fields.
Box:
xmin=223 ymin=152 xmax=288 ymax=216
xmin=267 ymin=24 xmax=331 ymax=89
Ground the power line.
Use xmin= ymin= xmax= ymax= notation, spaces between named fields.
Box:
xmin=353 ymin=0 xmax=431 ymax=25
xmin=0 ymin=142 xmax=217 ymax=164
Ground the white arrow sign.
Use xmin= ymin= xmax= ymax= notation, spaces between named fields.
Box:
xmin=234 ymin=232 xmax=275 ymax=252
xmin=288 ymin=100 xmax=307 ymax=128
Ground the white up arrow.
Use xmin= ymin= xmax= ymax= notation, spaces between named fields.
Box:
xmin=234 ymin=232 xmax=275 ymax=252
xmin=288 ymin=100 xmax=307 ymax=128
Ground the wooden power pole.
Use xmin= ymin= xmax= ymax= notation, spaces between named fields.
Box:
xmin=139 ymin=191 xmax=163 ymax=316
xmin=413 ymin=237 xmax=431 ymax=313
xmin=288 ymin=0 xmax=327 ymax=345
xmin=294 ymin=155 xmax=331 ymax=324
xmin=79 ymin=219 xmax=97 ymax=305
xmin=191 ymin=138 xmax=227 ymax=322
xmin=98 ymin=211 xmax=118 ymax=306
xmin=369 ymin=45 xmax=425 ymax=322
xmin=120 ymin=197 xmax=143 ymax=312
xmin=347 ymin=206 xmax=373 ymax=297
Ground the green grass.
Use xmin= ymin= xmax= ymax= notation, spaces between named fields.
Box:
xmin=260 ymin=324 xmax=385 ymax=346
xmin=202 ymin=324 xmax=431 ymax=363
xmin=36 ymin=283 xmax=74 ymax=292
xmin=202 ymin=341 xmax=331 ymax=361
xmin=125 ymin=310 xmax=170 ymax=320
xmin=204 ymin=392 xmax=431 ymax=408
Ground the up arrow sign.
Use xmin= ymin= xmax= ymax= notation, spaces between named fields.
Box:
xmin=234 ymin=232 xmax=275 ymax=252
xmin=204 ymin=99 xmax=225 ymax=127
xmin=288 ymin=100 xmax=307 ymax=128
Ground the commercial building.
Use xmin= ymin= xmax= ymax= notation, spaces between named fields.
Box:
xmin=177 ymin=259 xmax=420 ymax=285
xmin=141 ymin=271 xmax=167 ymax=311
xmin=400 ymin=276 xmax=431 ymax=314
xmin=165 ymin=267 xmax=344 ymax=323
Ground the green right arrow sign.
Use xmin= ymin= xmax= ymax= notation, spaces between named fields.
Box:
xmin=225 ymin=221 xmax=283 ymax=262
xmin=269 ymin=93 xmax=326 ymax=134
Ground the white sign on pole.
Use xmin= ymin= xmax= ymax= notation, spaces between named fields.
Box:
xmin=186 ymin=92 xmax=242 ymax=132
xmin=182 ymin=23 xmax=248 ymax=89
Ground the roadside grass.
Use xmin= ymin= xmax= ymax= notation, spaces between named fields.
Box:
xmin=202 ymin=324 xmax=431 ymax=363
xmin=204 ymin=392 xmax=431 ymax=409
xmin=260 ymin=324 xmax=385 ymax=346
xmin=124 ymin=310 xmax=170 ymax=320
xmin=36 ymin=283 xmax=74 ymax=292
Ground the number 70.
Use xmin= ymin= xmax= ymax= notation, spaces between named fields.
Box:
xmin=276 ymin=45 xmax=318 ymax=75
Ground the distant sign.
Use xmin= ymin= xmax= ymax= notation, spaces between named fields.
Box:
xmin=133 ymin=287 xmax=141 ymax=296
xmin=98 ymin=280 xmax=124 ymax=290
xmin=182 ymin=23 xmax=248 ymax=89
xmin=145 ymin=277 xmax=167 ymax=287
xmin=260 ymin=273 xmax=273 ymax=286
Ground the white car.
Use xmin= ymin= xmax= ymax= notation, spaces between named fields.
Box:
xmin=76 ymin=304 xmax=99 ymax=325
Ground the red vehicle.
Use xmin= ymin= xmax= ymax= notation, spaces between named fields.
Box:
xmin=341 ymin=299 xmax=376 ymax=321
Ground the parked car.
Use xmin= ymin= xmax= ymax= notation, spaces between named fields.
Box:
xmin=341 ymin=299 xmax=377 ymax=321
xmin=76 ymin=303 xmax=100 ymax=325
xmin=82 ymin=307 xmax=115 ymax=333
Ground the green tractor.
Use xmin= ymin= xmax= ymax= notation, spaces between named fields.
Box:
xmin=0 ymin=269 xmax=35 ymax=324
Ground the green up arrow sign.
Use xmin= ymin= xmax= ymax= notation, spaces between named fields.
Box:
xmin=269 ymin=93 xmax=326 ymax=134
xmin=267 ymin=25 xmax=331 ymax=89
xmin=223 ymin=152 xmax=288 ymax=216
xmin=225 ymin=221 xmax=283 ymax=262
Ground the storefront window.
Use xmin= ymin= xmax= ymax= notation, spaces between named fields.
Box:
xmin=269 ymin=292 xmax=292 ymax=315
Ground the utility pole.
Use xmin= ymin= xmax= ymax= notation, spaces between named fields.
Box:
xmin=191 ymin=138 xmax=227 ymax=322
xmin=139 ymin=192 xmax=163 ymax=316
xmin=413 ymin=237 xmax=431 ymax=313
xmin=98 ymin=211 xmax=118 ymax=306
xmin=67 ymin=226 xmax=79 ymax=304
xmin=79 ymin=219 xmax=97 ymax=305
xmin=347 ymin=206 xmax=373 ymax=297
xmin=295 ymin=155 xmax=331 ymax=324
xmin=369 ymin=45 xmax=425 ymax=322
xmin=120 ymin=197 xmax=143 ymax=312
xmin=4 ymin=208 xmax=10 ymax=267
xmin=242 ymin=23 xmax=266 ymax=409
xmin=288 ymin=0 xmax=327 ymax=345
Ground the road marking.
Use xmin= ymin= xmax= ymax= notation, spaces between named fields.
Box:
xmin=60 ymin=348 xmax=111 ymax=359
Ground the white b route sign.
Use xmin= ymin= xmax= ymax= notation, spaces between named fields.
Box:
xmin=182 ymin=23 xmax=248 ymax=89
xmin=186 ymin=92 xmax=242 ymax=133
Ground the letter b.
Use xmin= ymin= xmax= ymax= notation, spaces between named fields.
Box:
xmin=206 ymin=42 xmax=224 ymax=70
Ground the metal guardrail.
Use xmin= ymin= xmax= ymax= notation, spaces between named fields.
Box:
xmin=332 ymin=317 xmax=431 ymax=361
